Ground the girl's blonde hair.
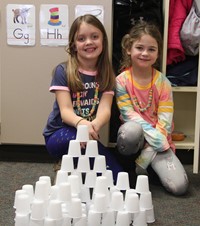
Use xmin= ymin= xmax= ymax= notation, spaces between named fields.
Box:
xmin=66 ymin=14 xmax=115 ymax=92
xmin=120 ymin=21 xmax=163 ymax=72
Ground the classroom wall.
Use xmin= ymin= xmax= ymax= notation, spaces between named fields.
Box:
xmin=0 ymin=0 xmax=113 ymax=145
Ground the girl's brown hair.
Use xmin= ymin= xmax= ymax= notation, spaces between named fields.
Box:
xmin=66 ymin=14 xmax=115 ymax=92
xmin=120 ymin=20 xmax=163 ymax=72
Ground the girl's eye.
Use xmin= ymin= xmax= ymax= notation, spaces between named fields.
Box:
xmin=92 ymin=34 xmax=99 ymax=40
xmin=149 ymin=48 xmax=156 ymax=52
xmin=136 ymin=46 xmax=143 ymax=51
xmin=77 ymin=36 xmax=85 ymax=42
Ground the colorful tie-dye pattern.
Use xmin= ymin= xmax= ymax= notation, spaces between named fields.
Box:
xmin=116 ymin=68 xmax=175 ymax=152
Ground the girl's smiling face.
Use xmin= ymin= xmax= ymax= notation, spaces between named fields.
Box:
xmin=127 ymin=34 xmax=159 ymax=69
xmin=75 ymin=22 xmax=103 ymax=68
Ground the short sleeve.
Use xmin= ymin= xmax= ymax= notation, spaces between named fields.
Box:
xmin=49 ymin=64 xmax=69 ymax=92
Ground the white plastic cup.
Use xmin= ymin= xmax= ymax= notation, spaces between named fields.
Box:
xmin=102 ymin=170 xmax=114 ymax=188
xmin=93 ymin=193 xmax=107 ymax=213
xmin=125 ymin=188 xmax=137 ymax=198
xmin=80 ymin=185 xmax=90 ymax=203
xmin=77 ymin=156 xmax=90 ymax=172
xmin=14 ymin=189 xmax=27 ymax=209
xmin=135 ymin=175 xmax=149 ymax=193
xmin=14 ymin=213 xmax=30 ymax=226
xmin=115 ymin=210 xmax=130 ymax=226
xmin=109 ymin=186 xmax=118 ymax=196
xmin=93 ymin=156 xmax=107 ymax=173
xmin=57 ymin=182 xmax=72 ymax=203
xmin=34 ymin=180 xmax=49 ymax=201
xmin=15 ymin=194 xmax=31 ymax=215
xmin=31 ymin=199 xmax=45 ymax=220
xmin=29 ymin=218 xmax=44 ymax=226
xmin=110 ymin=191 xmax=124 ymax=211
xmin=60 ymin=155 xmax=74 ymax=172
xmin=85 ymin=140 xmax=99 ymax=157
xmin=124 ymin=192 xmax=140 ymax=213
xmin=39 ymin=176 xmax=51 ymax=195
xmin=94 ymin=176 xmax=108 ymax=195
xmin=49 ymin=185 xmax=59 ymax=201
xmin=145 ymin=206 xmax=155 ymax=223
xmin=62 ymin=214 xmax=71 ymax=226
xmin=55 ymin=170 xmax=68 ymax=186
xmin=76 ymin=125 xmax=89 ymax=142
xmin=73 ymin=214 xmax=87 ymax=226
xmin=116 ymin=172 xmax=130 ymax=190
xmin=85 ymin=171 xmax=97 ymax=188
xmin=88 ymin=209 xmax=101 ymax=226
xmin=47 ymin=200 xmax=63 ymax=220
xmin=133 ymin=209 xmax=147 ymax=226
xmin=68 ymin=198 xmax=82 ymax=218
xmin=139 ymin=191 xmax=153 ymax=210
xmin=22 ymin=184 xmax=34 ymax=202
xmin=71 ymin=170 xmax=83 ymax=187
xmin=68 ymin=174 xmax=81 ymax=195
xmin=101 ymin=208 xmax=115 ymax=226
xmin=68 ymin=140 xmax=82 ymax=157
xmin=44 ymin=217 xmax=55 ymax=226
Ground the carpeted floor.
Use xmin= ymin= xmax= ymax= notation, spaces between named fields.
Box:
xmin=0 ymin=162 xmax=200 ymax=226
xmin=0 ymin=145 xmax=200 ymax=226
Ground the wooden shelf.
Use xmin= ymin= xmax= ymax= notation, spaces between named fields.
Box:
xmin=162 ymin=0 xmax=200 ymax=174
xmin=173 ymin=135 xmax=195 ymax=150
xmin=172 ymin=87 xmax=197 ymax=92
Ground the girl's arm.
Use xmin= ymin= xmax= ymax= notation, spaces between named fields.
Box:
xmin=56 ymin=90 xmax=83 ymax=127
xmin=156 ymin=78 xmax=174 ymax=137
xmin=56 ymin=90 xmax=99 ymax=140
xmin=92 ymin=93 xmax=113 ymax=133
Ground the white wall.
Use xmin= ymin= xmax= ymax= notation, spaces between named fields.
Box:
xmin=0 ymin=0 xmax=112 ymax=145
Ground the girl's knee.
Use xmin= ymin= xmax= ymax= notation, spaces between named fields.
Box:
xmin=161 ymin=172 xmax=189 ymax=196
xmin=117 ymin=121 xmax=144 ymax=156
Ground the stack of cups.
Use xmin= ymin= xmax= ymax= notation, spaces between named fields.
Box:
xmin=93 ymin=176 xmax=109 ymax=209
xmin=134 ymin=175 xmax=155 ymax=225
xmin=14 ymin=192 xmax=31 ymax=226
xmin=124 ymin=190 xmax=140 ymax=225
xmin=45 ymin=200 xmax=63 ymax=225
xmin=13 ymin=125 xmax=156 ymax=226
xmin=115 ymin=210 xmax=130 ymax=226
xmin=140 ymin=191 xmax=155 ymax=223
xmin=29 ymin=199 xmax=45 ymax=226
xmin=34 ymin=180 xmax=49 ymax=210
xmin=57 ymin=182 xmax=72 ymax=211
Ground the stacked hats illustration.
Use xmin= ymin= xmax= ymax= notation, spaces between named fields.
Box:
xmin=48 ymin=7 xmax=62 ymax=26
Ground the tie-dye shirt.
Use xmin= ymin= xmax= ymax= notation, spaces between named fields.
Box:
xmin=116 ymin=67 xmax=175 ymax=152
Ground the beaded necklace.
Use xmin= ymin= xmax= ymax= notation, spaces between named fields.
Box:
xmin=131 ymin=68 xmax=154 ymax=113
xmin=76 ymin=85 xmax=99 ymax=121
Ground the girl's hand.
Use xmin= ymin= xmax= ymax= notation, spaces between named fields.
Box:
xmin=80 ymin=142 xmax=87 ymax=149
xmin=78 ymin=119 xmax=99 ymax=141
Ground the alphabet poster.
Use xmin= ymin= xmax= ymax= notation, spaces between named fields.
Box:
xmin=75 ymin=5 xmax=104 ymax=24
xmin=40 ymin=4 xmax=69 ymax=46
xmin=6 ymin=4 xmax=36 ymax=46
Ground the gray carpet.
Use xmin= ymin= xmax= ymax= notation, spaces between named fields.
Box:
xmin=0 ymin=162 xmax=199 ymax=226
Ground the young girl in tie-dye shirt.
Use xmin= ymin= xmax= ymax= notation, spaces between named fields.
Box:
xmin=116 ymin=21 xmax=188 ymax=195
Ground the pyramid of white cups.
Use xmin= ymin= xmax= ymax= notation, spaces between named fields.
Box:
xmin=14 ymin=125 xmax=155 ymax=226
